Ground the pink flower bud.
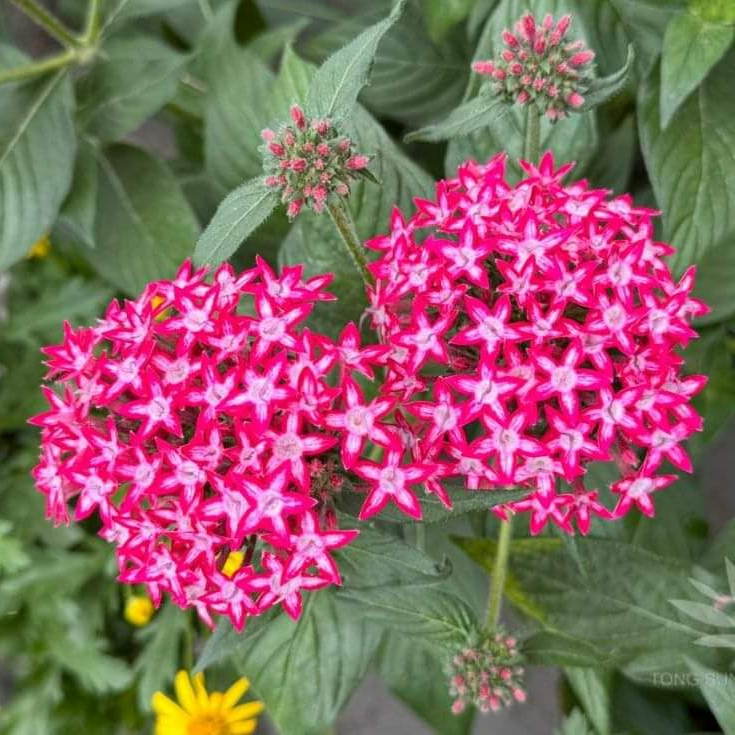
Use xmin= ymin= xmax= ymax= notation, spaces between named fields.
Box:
xmin=533 ymin=77 xmax=545 ymax=91
xmin=519 ymin=13 xmax=536 ymax=41
xmin=289 ymin=158 xmax=307 ymax=172
xmin=542 ymin=13 xmax=553 ymax=30
xmin=570 ymin=50 xmax=594 ymax=67
xmin=284 ymin=131 xmax=296 ymax=147
xmin=336 ymin=183 xmax=349 ymax=196
xmin=347 ymin=155 xmax=370 ymax=170
xmin=513 ymin=688 xmax=527 ymax=703
xmin=290 ymin=104 xmax=306 ymax=129
xmin=317 ymin=143 xmax=330 ymax=157
xmin=261 ymin=128 xmax=275 ymax=142
xmin=534 ymin=37 xmax=546 ymax=54
xmin=314 ymin=158 xmax=325 ymax=170
xmin=502 ymin=50 xmax=515 ymax=62
xmin=451 ymin=700 xmax=465 ymax=715
xmin=264 ymin=175 xmax=280 ymax=188
xmin=268 ymin=142 xmax=285 ymax=157
xmin=472 ymin=60 xmax=495 ymax=75
xmin=313 ymin=185 xmax=327 ymax=202
xmin=493 ymin=68 xmax=507 ymax=80
xmin=337 ymin=139 xmax=351 ymax=153
xmin=502 ymin=29 xmax=519 ymax=47
xmin=567 ymin=91 xmax=584 ymax=108
xmin=517 ymin=90 xmax=531 ymax=105
xmin=302 ymin=142 xmax=314 ymax=153
xmin=489 ymin=696 xmax=501 ymax=712
xmin=510 ymin=62 xmax=523 ymax=76
xmin=287 ymin=199 xmax=303 ymax=218
xmin=556 ymin=15 xmax=571 ymax=36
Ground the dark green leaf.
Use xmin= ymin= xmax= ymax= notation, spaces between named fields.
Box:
xmin=77 ymin=36 xmax=188 ymax=142
xmin=405 ymin=94 xmax=509 ymax=143
xmin=639 ymin=52 xmax=735 ymax=273
xmin=305 ymin=0 xmax=407 ymax=119
xmin=193 ymin=178 xmax=279 ymax=266
xmin=522 ymin=631 xmax=607 ymax=668
xmin=0 ymin=68 xmax=76 ymax=269
xmin=582 ymin=45 xmax=636 ymax=110
xmin=424 ymin=0 xmax=474 ymax=42
xmin=565 ymin=668 xmax=612 ymax=735
xmin=555 ymin=709 xmax=595 ymax=735
xmin=54 ymin=138 xmax=98 ymax=248
xmin=686 ymin=657 xmax=735 ymax=732
xmin=87 ymin=144 xmax=200 ymax=295
xmin=661 ymin=12 xmax=734 ymax=128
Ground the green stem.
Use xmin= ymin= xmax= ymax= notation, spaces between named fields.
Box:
xmin=485 ymin=514 xmax=513 ymax=631
xmin=415 ymin=523 xmax=425 ymax=552
xmin=81 ymin=0 xmax=104 ymax=46
xmin=0 ymin=49 xmax=77 ymax=85
xmin=523 ymin=106 xmax=541 ymax=166
xmin=11 ymin=0 xmax=80 ymax=48
xmin=197 ymin=0 xmax=214 ymax=21
xmin=182 ymin=614 xmax=194 ymax=672
xmin=326 ymin=199 xmax=372 ymax=287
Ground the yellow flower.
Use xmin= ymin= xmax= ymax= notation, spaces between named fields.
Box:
xmin=27 ymin=234 xmax=51 ymax=259
xmin=124 ymin=594 xmax=154 ymax=627
xmin=222 ymin=551 xmax=245 ymax=578
xmin=152 ymin=671 xmax=263 ymax=735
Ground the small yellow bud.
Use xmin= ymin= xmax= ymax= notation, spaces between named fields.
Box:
xmin=124 ymin=594 xmax=154 ymax=626
xmin=222 ymin=551 xmax=245 ymax=578
xmin=27 ymin=234 xmax=51 ymax=259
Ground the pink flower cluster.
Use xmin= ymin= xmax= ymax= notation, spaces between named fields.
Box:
xmin=30 ymin=259 xmax=394 ymax=630
xmin=262 ymin=104 xmax=371 ymax=218
xmin=448 ymin=630 xmax=526 ymax=715
xmin=363 ymin=152 xmax=708 ymax=535
xmin=472 ymin=13 xmax=595 ymax=119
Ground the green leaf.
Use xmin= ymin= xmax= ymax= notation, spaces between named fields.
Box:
xmin=103 ymin=0 xmax=191 ymax=28
xmin=339 ymin=486 xmax=528 ymax=524
xmin=555 ymin=709 xmax=595 ymax=735
xmin=279 ymin=105 xmax=432 ymax=337
xmin=134 ymin=603 xmax=188 ymax=712
xmin=77 ymin=36 xmax=188 ymax=142
xmin=582 ymin=45 xmax=636 ymax=110
xmin=661 ymin=12 xmax=734 ymax=128
xmin=305 ymin=0 xmax=407 ymax=119
xmin=585 ymin=115 xmax=636 ymax=194
xmin=376 ymin=634 xmax=475 ymax=735
xmin=227 ymin=591 xmax=381 ymax=735
xmin=200 ymin=4 xmax=276 ymax=189
xmin=54 ymin=138 xmax=98 ymax=248
xmin=669 ymin=598 xmax=735 ymax=628
xmin=405 ymin=94 xmax=510 ymax=143
xmin=689 ymin=0 xmax=735 ymax=24
xmin=0 ymin=521 xmax=30 ymax=574
xmin=522 ymin=631 xmax=607 ymax=668
xmin=639 ymin=52 xmax=735 ymax=273
xmin=565 ymin=668 xmax=612 ymax=735
xmin=269 ymin=43 xmax=314 ymax=116
xmin=305 ymin=1 xmax=468 ymax=125
xmin=86 ymin=144 xmax=200 ymax=295
xmin=193 ymin=178 xmax=279 ymax=266
xmin=686 ymin=657 xmax=735 ymax=732
xmin=424 ymin=0 xmax=474 ymax=42
xmin=0 ymin=69 xmax=76 ymax=269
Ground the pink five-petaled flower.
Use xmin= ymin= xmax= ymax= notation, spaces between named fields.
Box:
xmin=363 ymin=151 xmax=708 ymax=534
xmin=30 ymin=258 xmax=392 ymax=630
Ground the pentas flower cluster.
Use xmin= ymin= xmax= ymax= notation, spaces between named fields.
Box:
xmin=364 ymin=151 xmax=708 ymax=535
xmin=448 ymin=630 xmax=526 ymax=715
xmin=262 ymin=103 xmax=371 ymax=218
xmin=472 ymin=13 xmax=594 ymax=120
xmin=30 ymin=258 xmax=392 ymax=630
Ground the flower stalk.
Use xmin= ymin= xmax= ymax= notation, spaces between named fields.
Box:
xmin=523 ymin=106 xmax=541 ymax=165
xmin=327 ymin=198 xmax=372 ymax=287
xmin=12 ymin=0 xmax=80 ymax=49
xmin=486 ymin=514 xmax=513 ymax=631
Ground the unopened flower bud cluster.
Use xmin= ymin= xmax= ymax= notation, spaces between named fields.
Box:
xmin=448 ymin=630 xmax=526 ymax=715
xmin=262 ymin=104 xmax=371 ymax=219
xmin=472 ymin=13 xmax=595 ymax=120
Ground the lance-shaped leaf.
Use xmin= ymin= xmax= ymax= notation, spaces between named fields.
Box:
xmin=193 ymin=178 xmax=279 ymax=267
xmin=581 ymin=45 xmax=636 ymax=111
xmin=686 ymin=657 xmax=735 ymax=733
xmin=0 ymin=66 xmax=76 ymax=269
xmin=305 ymin=0 xmax=407 ymax=119
xmin=405 ymin=93 xmax=509 ymax=143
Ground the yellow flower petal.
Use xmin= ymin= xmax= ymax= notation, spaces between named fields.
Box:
xmin=151 ymin=692 xmax=187 ymax=719
xmin=193 ymin=671 xmax=210 ymax=707
xmin=227 ymin=701 xmax=265 ymax=722
xmin=222 ymin=677 xmax=250 ymax=709
xmin=174 ymin=671 xmax=199 ymax=714
xmin=230 ymin=720 xmax=258 ymax=735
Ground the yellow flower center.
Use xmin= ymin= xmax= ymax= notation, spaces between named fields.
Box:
xmin=187 ymin=714 xmax=230 ymax=735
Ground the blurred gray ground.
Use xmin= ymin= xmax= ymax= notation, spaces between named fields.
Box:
xmin=7 ymin=3 xmax=735 ymax=733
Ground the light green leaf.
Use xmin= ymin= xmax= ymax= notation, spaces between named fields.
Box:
xmin=686 ymin=657 xmax=735 ymax=733
xmin=193 ymin=178 xmax=279 ymax=266
xmin=689 ymin=0 xmax=735 ymax=24
xmin=582 ymin=44 xmax=636 ymax=110
xmin=135 ymin=603 xmax=188 ymax=712
xmin=0 ymin=521 xmax=30 ymax=574
xmin=103 ymin=0 xmax=191 ymax=29
xmin=424 ymin=0 xmax=474 ymax=42
xmin=405 ymin=94 xmax=510 ymax=143
xmin=376 ymin=634 xmax=475 ymax=735
xmin=522 ymin=631 xmax=608 ymax=668
xmin=228 ymin=591 xmax=381 ymax=735
xmin=661 ymin=12 xmax=734 ymax=128
xmin=200 ymin=4 xmax=276 ymax=189
xmin=565 ymin=668 xmax=612 ymax=735
xmin=305 ymin=0 xmax=407 ymax=119
xmin=0 ymin=68 xmax=76 ymax=269
xmin=54 ymin=137 xmax=98 ymax=248
xmin=555 ymin=709 xmax=595 ymax=735
xmin=77 ymin=36 xmax=189 ymax=142
xmin=86 ymin=144 xmax=200 ymax=295
xmin=268 ymin=43 xmax=314 ymax=117
xmin=639 ymin=52 xmax=735 ymax=273
xmin=670 ymin=598 xmax=735 ymax=628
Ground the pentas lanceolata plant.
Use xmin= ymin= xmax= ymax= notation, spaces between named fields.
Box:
xmin=363 ymin=150 xmax=708 ymax=536
xmin=472 ymin=13 xmax=595 ymax=120
xmin=30 ymin=258 xmax=396 ymax=630
xmin=262 ymin=103 xmax=371 ymax=219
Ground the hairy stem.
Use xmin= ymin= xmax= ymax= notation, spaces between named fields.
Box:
xmin=326 ymin=199 xmax=372 ymax=287
xmin=197 ymin=0 xmax=214 ymax=22
xmin=485 ymin=515 xmax=513 ymax=631
xmin=523 ymin=106 xmax=541 ymax=165
xmin=0 ymin=50 xmax=76 ymax=85
xmin=81 ymin=0 xmax=104 ymax=46
xmin=11 ymin=0 xmax=80 ymax=48
xmin=415 ymin=523 xmax=425 ymax=552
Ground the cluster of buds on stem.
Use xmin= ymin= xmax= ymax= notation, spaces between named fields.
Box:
xmin=448 ymin=629 xmax=526 ymax=715
xmin=262 ymin=104 xmax=372 ymax=219
xmin=472 ymin=13 xmax=595 ymax=120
